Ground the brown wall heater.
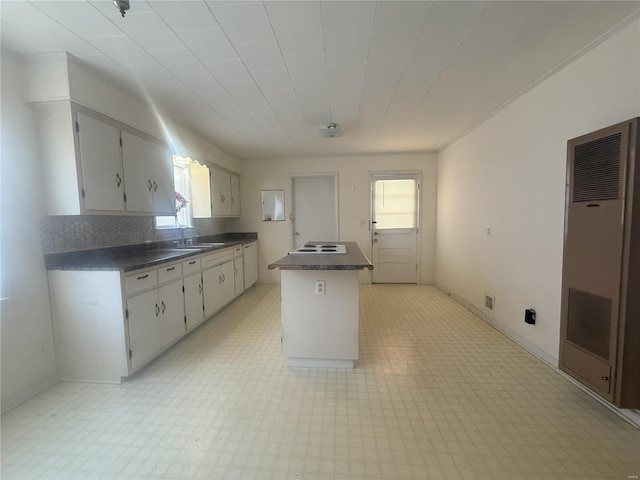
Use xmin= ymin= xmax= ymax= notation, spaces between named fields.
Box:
xmin=560 ymin=118 xmax=640 ymax=409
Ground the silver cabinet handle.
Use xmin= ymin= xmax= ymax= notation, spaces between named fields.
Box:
xmin=116 ymin=173 xmax=122 ymax=187
xmin=189 ymin=260 xmax=196 ymax=265
xmin=166 ymin=266 xmax=175 ymax=271
xmin=198 ymin=283 xmax=203 ymax=294
xmin=137 ymin=274 xmax=148 ymax=280
xmin=148 ymin=180 xmax=153 ymax=192
xmin=153 ymin=181 xmax=158 ymax=192
xmin=161 ymin=301 xmax=166 ymax=313
xmin=155 ymin=303 xmax=160 ymax=316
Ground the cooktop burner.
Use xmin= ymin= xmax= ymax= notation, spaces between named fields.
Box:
xmin=289 ymin=244 xmax=347 ymax=255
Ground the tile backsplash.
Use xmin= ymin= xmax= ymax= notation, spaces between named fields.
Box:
xmin=40 ymin=215 xmax=226 ymax=253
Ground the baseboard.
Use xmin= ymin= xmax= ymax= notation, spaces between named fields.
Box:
xmin=1 ymin=373 xmax=58 ymax=414
xmin=434 ymin=281 xmax=640 ymax=429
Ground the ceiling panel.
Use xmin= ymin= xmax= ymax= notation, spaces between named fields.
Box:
xmin=176 ymin=28 xmax=238 ymax=62
xmin=265 ymin=1 xmax=323 ymax=55
xmin=235 ymin=41 xmax=285 ymax=71
xmin=31 ymin=1 xmax=124 ymax=38
xmin=1 ymin=0 xmax=638 ymax=160
xmin=113 ymin=11 xmax=182 ymax=51
xmin=206 ymin=1 xmax=275 ymax=45
xmin=203 ymin=58 xmax=254 ymax=86
xmin=150 ymin=48 xmax=210 ymax=77
xmin=251 ymin=68 xmax=293 ymax=91
xmin=148 ymin=0 xmax=218 ymax=32
xmin=86 ymin=35 xmax=158 ymax=67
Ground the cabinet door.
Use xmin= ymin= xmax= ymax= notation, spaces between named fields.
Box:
xmin=202 ymin=266 xmax=221 ymax=318
xmin=158 ymin=279 xmax=185 ymax=347
xmin=190 ymin=162 xmax=211 ymax=218
xmin=184 ymin=272 xmax=204 ymax=330
xmin=211 ymin=169 xmax=231 ymax=216
xmin=127 ymin=289 xmax=162 ymax=372
xmin=76 ymin=112 xmax=125 ymax=212
xmin=220 ymin=260 xmax=236 ymax=305
xmin=243 ymin=243 xmax=258 ymax=288
xmin=122 ymin=131 xmax=174 ymax=214
xmin=121 ymin=131 xmax=154 ymax=213
xmin=150 ymin=143 xmax=175 ymax=214
xmin=234 ymin=257 xmax=244 ymax=296
xmin=230 ymin=174 xmax=240 ymax=216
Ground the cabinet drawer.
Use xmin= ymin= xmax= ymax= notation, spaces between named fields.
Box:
xmin=233 ymin=246 xmax=243 ymax=259
xmin=202 ymin=248 xmax=234 ymax=268
xmin=125 ymin=269 xmax=158 ymax=296
xmin=158 ymin=262 xmax=182 ymax=284
xmin=183 ymin=257 xmax=202 ymax=275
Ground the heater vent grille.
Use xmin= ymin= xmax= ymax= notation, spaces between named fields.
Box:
xmin=573 ymin=133 xmax=621 ymax=202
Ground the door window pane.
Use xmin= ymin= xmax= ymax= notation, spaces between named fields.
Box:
xmin=374 ymin=179 xmax=417 ymax=229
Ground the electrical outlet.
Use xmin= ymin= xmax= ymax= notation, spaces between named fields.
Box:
xmin=315 ymin=280 xmax=325 ymax=295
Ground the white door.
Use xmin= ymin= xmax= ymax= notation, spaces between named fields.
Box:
xmin=292 ymin=175 xmax=338 ymax=248
xmin=76 ymin=112 xmax=125 ymax=212
xmin=371 ymin=175 xmax=419 ymax=283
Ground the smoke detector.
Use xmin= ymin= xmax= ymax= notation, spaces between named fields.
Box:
xmin=318 ymin=123 xmax=344 ymax=138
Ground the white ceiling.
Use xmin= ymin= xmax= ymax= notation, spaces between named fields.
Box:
xmin=2 ymin=1 xmax=639 ymax=160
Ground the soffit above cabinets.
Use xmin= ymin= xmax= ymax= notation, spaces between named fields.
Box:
xmin=2 ymin=1 xmax=639 ymax=160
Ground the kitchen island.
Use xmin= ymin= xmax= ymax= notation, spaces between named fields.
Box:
xmin=268 ymin=242 xmax=373 ymax=368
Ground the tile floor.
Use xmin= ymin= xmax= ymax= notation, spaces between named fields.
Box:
xmin=2 ymin=285 xmax=639 ymax=480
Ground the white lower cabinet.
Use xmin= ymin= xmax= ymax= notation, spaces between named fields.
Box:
xmin=127 ymin=277 xmax=185 ymax=372
xmin=48 ymin=241 xmax=257 ymax=383
xmin=234 ymin=256 xmax=244 ymax=296
xmin=158 ymin=280 xmax=186 ymax=346
xmin=203 ymin=262 xmax=235 ymax=318
xmin=184 ymin=272 xmax=204 ymax=330
xmin=127 ymin=289 xmax=163 ymax=372
xmin=243 ymin=242 xmax=258 ymax=288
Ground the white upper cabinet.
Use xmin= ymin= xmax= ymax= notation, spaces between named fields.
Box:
xmin=230 ymin=174 xmax=241 ymax=216
xmin=76 ymin=112 xmax=126 ymax=212
xmin=211 ymin=168 xmax=232 ymax=217
xmin=33 ymin=102 xmax=175 ymax=216
xmin=210 ymin=168 xmax=240 ymax=217
xmin=189 ymin=161 xmax=212 ymax=218
xmin=121 ymin=131 xmax=174 ymax=215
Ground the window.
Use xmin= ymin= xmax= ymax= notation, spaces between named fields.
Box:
xmin=373 ymin=179 xmax=417 ymax=229
xmin=155 ymin=156 xmax=193 ymax=228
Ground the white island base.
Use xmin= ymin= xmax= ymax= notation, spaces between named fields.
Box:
xmin=281 ymin=270 xmax=359 ymax=368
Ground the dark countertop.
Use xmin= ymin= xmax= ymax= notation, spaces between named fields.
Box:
xmin=45 ymin=233 xmax=257 ymax=272
xmin=268 ymin=242 xmax=373 ymax=271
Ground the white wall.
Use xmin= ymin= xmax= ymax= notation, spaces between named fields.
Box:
xmin=1 ymin=49 xmax=58 ymax=412
xmin=231 ymin=153 xmax=437 ymax=285
xmin=435 ymin=20 xmax=640 ymax=363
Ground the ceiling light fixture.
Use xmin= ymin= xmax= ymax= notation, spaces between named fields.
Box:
xmin=113 ymin=0 xmax=130 ymax=17
xmin=318 ymin=123 xmax=344 ymax=138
